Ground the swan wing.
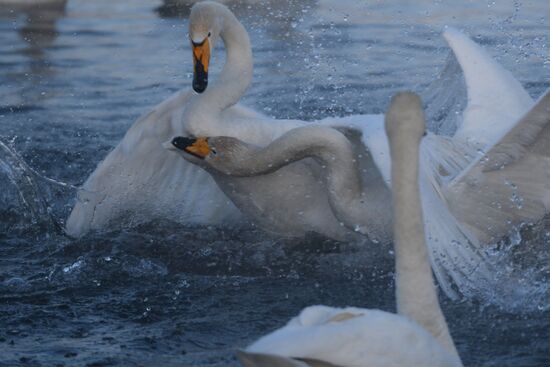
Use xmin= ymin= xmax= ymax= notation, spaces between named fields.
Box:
xmin=443 ymin=88 xmax=550 ymax=243
xmin=417 ymin=141 xmax=495 ymax=299
xmin=442 ymin=28 xmax=533 ymax=147
xmin=321 ymin=119 xmax=484 ymax=299
xmin=65 ymin=90 xmax=249 ymax=236
xmin=478 ymin=88 xmax=550 ymax=171
xmin=244 ymin=306 xmax=462 ymax=367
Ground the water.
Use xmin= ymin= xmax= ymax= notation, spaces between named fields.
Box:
xmin=1 ymin=0 xmax=549 ymax=366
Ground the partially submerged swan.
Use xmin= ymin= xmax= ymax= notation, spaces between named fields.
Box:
xmin=235 ymin=92 xmax=463 ymax=367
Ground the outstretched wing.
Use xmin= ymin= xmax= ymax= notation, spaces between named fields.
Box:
xmin=65 ymin=90 xmax=247 ymax=236
xmin=444 ymin=89 xmax=550 ymax=243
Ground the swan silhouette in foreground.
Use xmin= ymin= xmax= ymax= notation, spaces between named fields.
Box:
xmin=66 ymin=0 xmax=549 ymax=298
xmin=234 ymin=92 xmax=463 ymax=367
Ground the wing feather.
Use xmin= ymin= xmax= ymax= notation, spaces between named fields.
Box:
xmin=444 ymin=88 xmax=550 ymax=243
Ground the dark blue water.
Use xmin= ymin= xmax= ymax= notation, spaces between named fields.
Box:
xmin=0 ymin=0 xmax=549 ymax=366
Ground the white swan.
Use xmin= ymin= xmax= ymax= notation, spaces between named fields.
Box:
xmin=65 ymin=1 xmax=258 ymax=235
xmin=164 ymin=127 xmax=392 ymax=244
xmin=66 ymin=0 xmax=549 ymax=298
xmin=65 ymin=1 xmax=497 ymax=237
xmin=235 ymin=92 xmax=463 ymax=367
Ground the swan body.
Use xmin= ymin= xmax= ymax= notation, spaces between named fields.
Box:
xmin=164 ymin=135 xmax=359 ymax=240
xmin=166 ymin=126 xmax=392 ymax=243
xmin=236 ymin=93 xmax=463 ymax=367
xmin=65 ymin=1 xmax=314 ymax=236
xmin=240 ymin=306 xmax=460 ymax=367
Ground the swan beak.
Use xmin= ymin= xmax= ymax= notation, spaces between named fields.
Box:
xmin=192 ymin=37 xmax=210 ymax=93
xmin=169 ymin=136 xmax=211 ymax=159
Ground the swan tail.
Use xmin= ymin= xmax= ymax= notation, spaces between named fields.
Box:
xmin=442 ymin=28 xmax=533 ymax=146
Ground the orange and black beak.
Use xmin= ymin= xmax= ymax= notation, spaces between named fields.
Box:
xmin=171 ymin=136 xmax=211 ymax=159
xmin=192 ymin=38 xmax=210 ymax=93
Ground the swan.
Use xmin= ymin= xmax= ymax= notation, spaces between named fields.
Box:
xmin=65 ymin=0 xmax=505 ymax=237
xmin=66 ymin=0 xmax=549 ymax=298
xmin=235 ymin=92 xmax=463 ymax=367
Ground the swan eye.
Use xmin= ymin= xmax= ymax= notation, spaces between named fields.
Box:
xmin=210 ymin=148 xmax=217 ymax=156
xmin=208 ymin=32 xmax=211 ymax=37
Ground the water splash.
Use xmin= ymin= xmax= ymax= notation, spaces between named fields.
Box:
xmin=0 ymin=138 xmax=64 ymax=233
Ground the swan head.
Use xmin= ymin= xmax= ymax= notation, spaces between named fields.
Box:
xmin=164 ymin=135 xmax=257 ymax=175
xmin=189 ymin=1 xmax=227 ymax=93
xmin=385 ymin=91 xmax=426 ymax=145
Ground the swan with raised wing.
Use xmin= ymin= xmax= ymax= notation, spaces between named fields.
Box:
xmin=234 ymin=92 xmax=463 ymax=367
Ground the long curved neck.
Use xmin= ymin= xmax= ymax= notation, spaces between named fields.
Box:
xmin=219 ymin=126 xmax=391 ymax=239
xmin=389 ymin=133 xmax=460 ymax=359
xmin=197 ymin=8 xmax=252 ymax=113
xmin=227 ymin=127 xmax=361 ymax=193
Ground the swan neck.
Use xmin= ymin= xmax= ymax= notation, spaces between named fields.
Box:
xmin=208 ymin=9 xmax=252 ymax=111
xmin=225 ymin=126 xmax=383 ymax=231
xmin=390 ymin=135 xmax=461 ymax=360
xmin=230 ymin=127 xmax=358 ymax=190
